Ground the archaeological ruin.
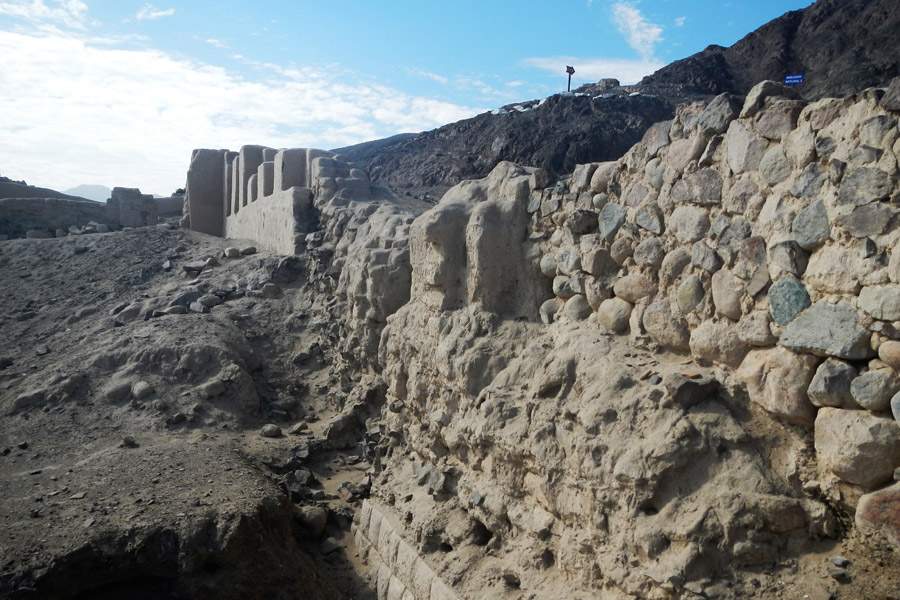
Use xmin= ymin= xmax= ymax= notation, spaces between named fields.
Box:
xmin=174 ymin=79 xmax=900 ymax=598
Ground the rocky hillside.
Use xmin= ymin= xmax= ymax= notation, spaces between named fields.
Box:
xmin=637 ymin=0 xmax=900 ymax=100
xmin=336 ymin=93 xmax=674 ymax=199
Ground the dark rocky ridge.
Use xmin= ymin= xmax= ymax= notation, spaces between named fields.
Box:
xmin=637 ymin=0 xmax=900 ymax=100
xmin=338 ymin=0 xmax=899 ymax=196
xmin=336 ymin=93 xmax=675 ymax=198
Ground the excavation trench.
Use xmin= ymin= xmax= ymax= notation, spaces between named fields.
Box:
xmin=6 ymin=493 xmax=375 ymax=600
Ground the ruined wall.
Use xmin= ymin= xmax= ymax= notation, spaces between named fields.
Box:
xmin=0 ymin=198 xmax=109 ymax=238
xmin=0 ymin=187 xmax=158 ymax=239
xmin=354 ymin=500 xmax=458 ymax=600
xmin=365 ymin=79 xmax=900 ymax=599
xmin=175 ymin=79 xmax=900 ymax=599
xmin=184 ymin=145 xmax=378 ymax=255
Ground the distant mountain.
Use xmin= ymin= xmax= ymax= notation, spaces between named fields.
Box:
xmin=63 ymin=184 xmax=111 ymax=202
xmin=636 ymin=0 xmax=900 ymax=100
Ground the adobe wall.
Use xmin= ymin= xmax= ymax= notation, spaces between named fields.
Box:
xmin=0 ymin=197 xmax=109 ymax=238
xmin=184 ymin=145 xmax=373 ymax=255
xmin=0 ymin=187 xmax=159 ymax=239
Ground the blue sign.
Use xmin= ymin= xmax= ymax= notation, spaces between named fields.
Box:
xmin=784 ymin=73 xmax=804 ymax=85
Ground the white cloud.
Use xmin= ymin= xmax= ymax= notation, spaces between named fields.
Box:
xmin=136 ymin=4 xmax=174 ymax=21
xmin=204 ymin=38 xmax=228 ymax=48
xmin=522 ymin=56 xmax=664 ymax=86
xmin=453 ymin=76 xmax=518 ymax=102
xmin=0 ymin=31 xmax=481 ymax=194
xmin=674 ymin=16 xmax=686 ymax=27
xmin=611 ymin=2 xmax=663 ymax=61
xmin=408 ymin=68 xmax=449 ymax=85
xmin=0 ymin=0 xmax=87 ymax=29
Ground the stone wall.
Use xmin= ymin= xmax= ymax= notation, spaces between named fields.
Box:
xmin=354 ymin=500 xmax=458 ymax=600
xmin=154 ymin=194 xmax=184 ymax=218
xmin=367 ymin=79 xmax=900 ymax=598
xmin=529 ymin=80 xmax=900 ymax=482
xmin=0 ymin=187 xmax=158 ymax=239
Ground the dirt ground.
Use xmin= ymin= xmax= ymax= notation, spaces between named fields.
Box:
xmin=0 ymin=226 xmax=378 ymax=599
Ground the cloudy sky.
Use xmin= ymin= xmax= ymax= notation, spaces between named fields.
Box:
xmin=0 ymin=0 xmax=812 ymax=195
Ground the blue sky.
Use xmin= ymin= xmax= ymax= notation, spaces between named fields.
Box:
xmin=0 ymin=0 xmax=813 ymax=195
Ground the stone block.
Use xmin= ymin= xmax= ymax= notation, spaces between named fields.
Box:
xmin=239 ymin=145 xmax=268 ymax=207
xmin=711 ymin=269 xmax=744 ymax=320
xmin=633 ymin=237 xmax=665 ymax=268
xmin=837 ymin=167 xmax=892 ymax=206
xmin=643 ymin=300 xmax=690 ymax=351
xmin=759 ymin=147 xmax=791 ymax=185
xmin=737 ymin=347 xmax=818 ymax=425
xmin=851 ymin=369 xmax=900 ymax=412
xmin=726 ymin=120 xmax=768 ymax=174
xmin=697 ymin=93 xmax=741 ymax=136
xmin=563 ymin=295 xmax=592 ymax=320
xmin=598 ymin=298 xmax=632 ymax=333
xmin=792 ymin=199 xmax=830 ymax=250
xmin=669 ymin=205 xmax=709 ymax=243
xmin=394 ymin=539 xmax=418 ymax=588
xmin=386 ymin=531 xmax=402 ymax=566
xmin=258 ymin=161 xmax=275 ymax=198
xmin=376 ymin=564 xmax=392 ymax=598
xmin=767 ymin=275 xmax=810 ymax=325
xmin=387 ymin=574 xmax=407 ymax=600
xmin=736 ymin=311 xmax=776 ymax=346
xmin=430 ymin=578 xmax=457 ymax=600
xmin=857 ymin=482 xmax=900 ymax=548
xmin=598 ymin=203 xmax=626 ymax=240
xmin=859 ymin=285 xmax=900 ymax=321
xmin=589 ymin=161 xmax=618 ymax=193
xmin=186 ymin=149 xmax=226 ymax=236
xmin=368 ymin=510 xmax=383 ymax=551
xmin=808 ymin=358 xmax=858 ymax=408
xmin=676 ymin=275 xmax=705 ymax=314
xmin=740 ymin=80 xmax=799 ymax=118
xmin=690 ymin=319 xmax=749 ymax=368
xmin=755 ymin=99 xmax=804 ymax=140
xmin=836 ymin=203 xmax=897 ymax=238
xmin=412 ymin=559 xmax=435 ymax=598
xmin=781 ymin=301 xmax=873 ymax=360
xmin=613 ymin=273 xmax=656 ymax=303
xmin=670 ymin=168 xmax=723 ymax=205
xmin=815 ymin=408 xmax=900 ymax=488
